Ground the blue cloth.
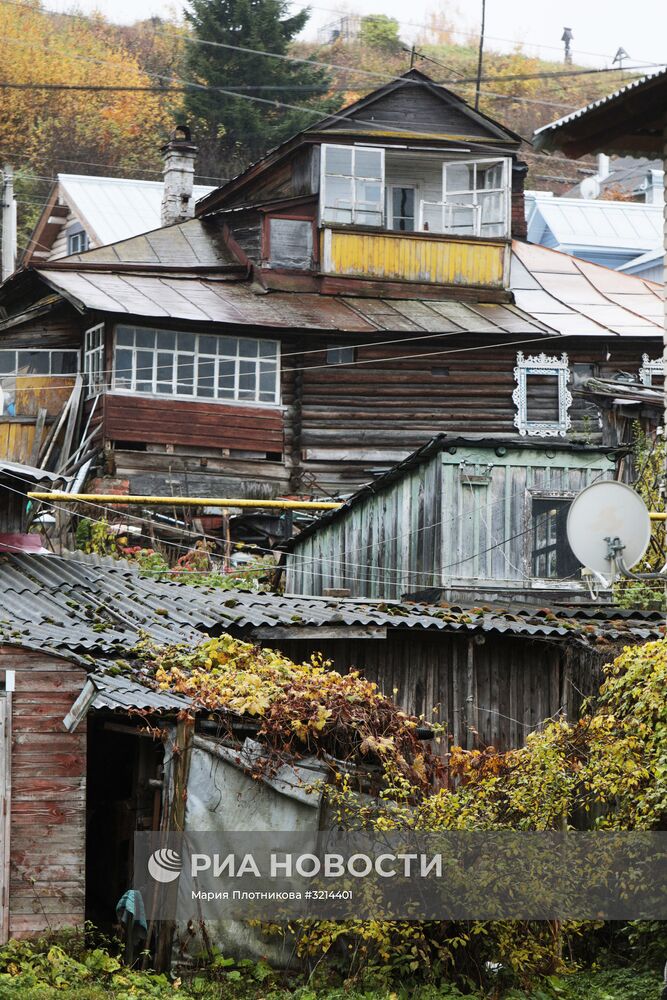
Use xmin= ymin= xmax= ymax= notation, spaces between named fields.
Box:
xmin=116 ymin=889 xmax=148 ymax=943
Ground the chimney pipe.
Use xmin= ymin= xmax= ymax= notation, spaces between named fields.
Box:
xmin=161 ymin=125 xmax=198 ymax=227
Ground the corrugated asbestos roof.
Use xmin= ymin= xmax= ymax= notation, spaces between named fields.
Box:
xmin=525 ymin=192 xmax=663 ymax=253
xmin=58 ymin=174 xmax=217 ymax=247
xmin=511 ymin=241 xmax=663 ymax=338
xmin=89 ymin=672 xmax=190 ymax=713
xmin=32 ymin=266 xmax=555 ymax=335
xmin=533 ymin=67 xmax=667 ymax=149
xmin=0 ymin=461 xmax=64 ymax=484
xmin=0 ymin=549 xmax=661 ymax=664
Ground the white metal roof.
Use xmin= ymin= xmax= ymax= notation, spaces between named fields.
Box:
xmin=617 ymin=247 xmax=664 ymax=272
xmin=58 ymin=174 xmax=217 ymax=247
xmin=524 ymin=191 xmax=663 ymax=253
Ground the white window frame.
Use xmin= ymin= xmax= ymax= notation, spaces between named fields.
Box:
xmin=513 ymin=351 xmax=572 ymax=437
xmin=320 ymin=143 xmax=385 ymax=228
xmin=420 ymin=157 xmax=511 ymax=238
xmin=83 ymin=324 xmax=105 ymax=396
xmin=67 ymin=226 xmax=88 ymax=255
xmin=639 ymin=353 xmax=665 ymax=386
xmin=0 ymin=349 xmax=80 ymax=377
xmin=111 ymin=326 xmax=281 ymax=407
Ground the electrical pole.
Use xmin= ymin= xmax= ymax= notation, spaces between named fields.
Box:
xmin=474 ymin=0 xmax=486 ymax=110
xmin=1 ymin=166 xmax=16 ymax=282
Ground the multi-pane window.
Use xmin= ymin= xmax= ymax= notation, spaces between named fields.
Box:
xmin=421 ymin=158 xmax=510 ymax=237
xmin=326 ymin=345 xmax=355 ymax=365
xmin=84 ymin=325 xmax=105 ymax=396
xmin=532 ymin=497 xmax=581 ymax=579
xmin=0 ymin=350 xmax=78 ymax=376
xmin=112 ymin=326 xmax=280 ymax=405
xmin=321 ymin=144 xmax=384 ymax=227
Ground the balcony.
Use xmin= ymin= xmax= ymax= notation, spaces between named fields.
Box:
xmin=321 ymin=227 xmax=509 ymax=289
xmin=318 ymin=145 xmax=511 ymax=289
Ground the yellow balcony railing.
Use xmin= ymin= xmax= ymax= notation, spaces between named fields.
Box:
xmin=321 ymin=227 xmax=509 ymax=289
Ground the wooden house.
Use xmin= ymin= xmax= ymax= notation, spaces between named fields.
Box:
xmin=22 ymin=174 xmax=215 ymax=268
xmin=1 ymin=523 xmax=661 ymax=943
xmin=0 ymin=70 xmax=663 ymax=509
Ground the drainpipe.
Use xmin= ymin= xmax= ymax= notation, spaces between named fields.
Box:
xmin=1 ymin=165 xmax=17 ymax=281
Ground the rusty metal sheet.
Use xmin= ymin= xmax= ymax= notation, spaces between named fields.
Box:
xmin=469 ymin=304 xmax=550 ymax=335
xmin=537 ymin=271 xmax=611 ymax=305
xmin=513 ymin=241 xmax=579 ymax=273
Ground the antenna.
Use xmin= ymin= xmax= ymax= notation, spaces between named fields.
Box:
xmin=566 ymin=481 xmax=651 ymax=584
xmin=612 ymin=46 xmax=630 ymax=69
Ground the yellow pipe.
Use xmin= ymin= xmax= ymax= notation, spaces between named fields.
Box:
xmin=650 ymin=512 xmax=666 ymax=521
xmin=27 ymin=492 xmax=342 ymax=511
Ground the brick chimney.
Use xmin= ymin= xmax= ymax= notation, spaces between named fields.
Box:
xmin=511 ymin=160 xmax=529 ymax=241
xmin=161 ymin=125 xmax=198 ymax=227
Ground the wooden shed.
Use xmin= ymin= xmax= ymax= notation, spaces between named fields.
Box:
xmin=284 ymin=435 xmax=619 ymax=602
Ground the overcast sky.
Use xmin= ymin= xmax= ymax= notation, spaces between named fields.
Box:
xmin=42 ymin=0 xmax=667 ymax=70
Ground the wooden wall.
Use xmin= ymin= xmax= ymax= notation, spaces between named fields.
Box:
xmin=0 ymin=646 xmax=86 ymax=939
xmin=285 ymin=442 xmax=616 ymax=599
xmin=263 ymin=632 xmax=605 ymax=752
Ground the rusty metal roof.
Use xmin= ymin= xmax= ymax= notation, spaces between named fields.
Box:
xmin=30 ymin=239 xmax=662 ymax=338
xmin=0 ymin=552 xmax=661 ymax=665
xmin=33 ymin=266 xmax=555 ymax=335
xmin=511 ymin=241 xmax=663 ymax=339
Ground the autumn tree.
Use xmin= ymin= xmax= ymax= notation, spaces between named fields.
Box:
xmin=183 ymin=0 xmax=333 ymax=177
xmin=0 ymin=1 xmax=180 ymax=250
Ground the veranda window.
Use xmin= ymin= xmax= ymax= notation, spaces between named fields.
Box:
xmin=421 ymin=158 xmax=510 ymax=237
xmin=321 ymin=144 xmax=384 ymax=227
xmin=112 ymin=327 xmax=280 ymax=405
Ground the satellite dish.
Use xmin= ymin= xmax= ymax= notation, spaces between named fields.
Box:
xmin=566 ymin=481 xmax=651 ymax=580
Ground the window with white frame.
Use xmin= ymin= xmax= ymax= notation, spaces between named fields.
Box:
xmin=112 ymin=326 xmax=280 ymax=405
xmin=67 ymin=225 xmax=88 ymax=255
xmin=84 ymin=325 xmax=105 ymax=395
xmin=513 ymin=352 xmax=572 ymax=437
xmin=639 ymin=353 xmax=665 ymax=386
xmin=320 ymin=144 xmax=384 ymax=227
xmin=421 ymin=158 xmax=510 ymax=238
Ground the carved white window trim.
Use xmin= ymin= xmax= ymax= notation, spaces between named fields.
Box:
xmin=639 ymin=353 xmax=665 ymax=386
xmin=512 ymin=351 xmax=572 ymax=438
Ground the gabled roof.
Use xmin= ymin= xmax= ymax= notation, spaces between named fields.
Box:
xmin=525 ymin=191 xmax=663 ymax=253
xmin=196 ymin=70 xmax=522 ymax=215
xmin=55 ymin=174 xmax=216 ymax=247
xmin=533 ymin=66 xmax=667 ymax=157
xmin=24 ymin=173 xmax=217 ymax=265
xmin=312 ymin=68 xmax=523 ymax=144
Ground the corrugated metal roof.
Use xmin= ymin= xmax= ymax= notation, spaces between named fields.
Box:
xmin=525 ymin=192 xmax=663 ymax=253
xmin=0 ymin=551 xmax=660 ymax=659
xmin=511 ymin=241 xmax=663 ymax=339
xmin=58 ymin=174 xmax=217 ymax=247
xmin=0 ymin=461 xmax=64 ymax=484
xmin=533 ymin=67 xmax=667 ymax=148
xmin=33 ymin=267 xmax=555 ymax=335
